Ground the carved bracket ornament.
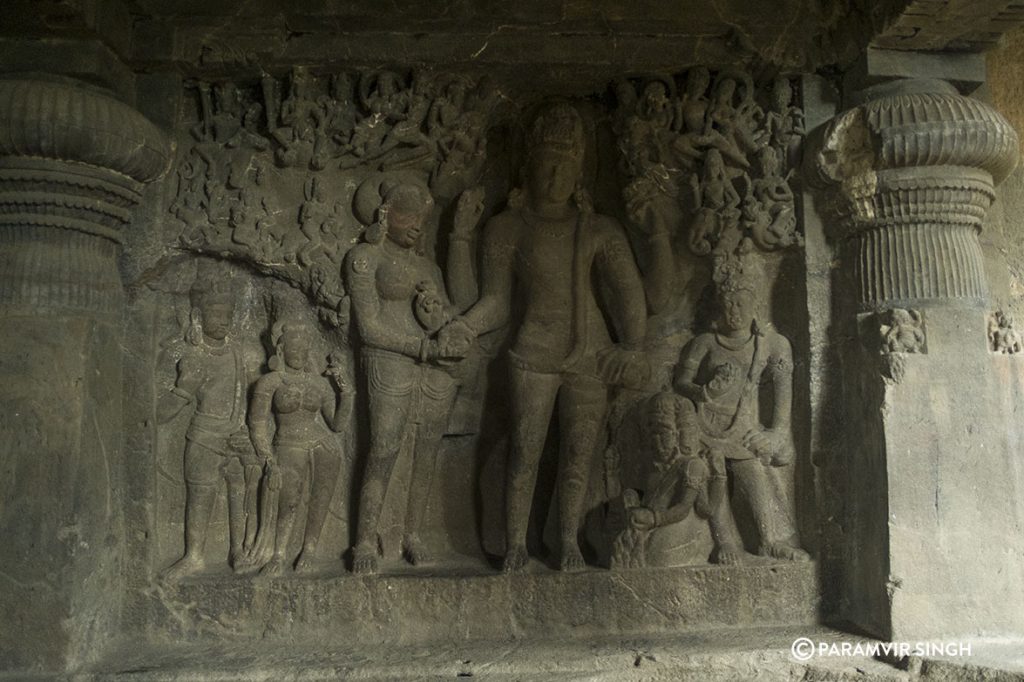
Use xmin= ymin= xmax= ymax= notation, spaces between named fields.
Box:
xmin=858 ymin=307 xmax=926 ymax=383
xmin=989 ymin=310 xmax=1022 ymax=355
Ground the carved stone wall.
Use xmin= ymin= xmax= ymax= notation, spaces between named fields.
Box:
xmin=5 ymin=2 xmax=1024 ymax=677
xmin=112 ymin=65 xmax=819 ymax=652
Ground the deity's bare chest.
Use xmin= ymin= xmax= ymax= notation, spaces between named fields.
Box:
xmin=183 ymin=347 xmax=242 ymax=418
xmin=375 ymin=250 xmax=434 ymax=302
xmin=517 ymin=219 xmax=576 ymax=297
xmin=274 ymin=376 xmax=322 ymax=415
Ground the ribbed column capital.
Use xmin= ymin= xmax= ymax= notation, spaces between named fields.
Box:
xmin=0 ymin=76 xmax=172 ymax=314
xmin=815 ymin=78 xmax=1019 ymax=311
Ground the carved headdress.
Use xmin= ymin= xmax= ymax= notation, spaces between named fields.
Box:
xmin=711 ymin=254 xmax=764 ymax=334
xmin=712 ymin=254 xmax=759 ymax=297
xmin=268 ymin=319 xmax=316 ymax=372
xmin=528 ymin=101 xmax=585 ymax=160
xmin=186 ymin=264 xmax=235 ymax=346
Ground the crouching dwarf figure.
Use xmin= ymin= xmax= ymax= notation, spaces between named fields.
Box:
xmin=607 ymin=391 xmax=724 ymax=569
xmin=671 ymin=259 xmax=808 ymax=564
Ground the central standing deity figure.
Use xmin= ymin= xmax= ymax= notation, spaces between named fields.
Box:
xmin=443 ymin=102 xmax=650 ymax=572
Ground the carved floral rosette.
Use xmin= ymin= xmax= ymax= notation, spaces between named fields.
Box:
xmin=817 ymin=78 xmax=1018 ymax=310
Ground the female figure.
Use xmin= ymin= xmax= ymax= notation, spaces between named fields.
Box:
xmin=246 ymin=321 xmax=353 ymax=574
xmin=344 ymin=181 xmax=467 ymax=573
xmin=689 ymin=148 xmax=742 ymax=256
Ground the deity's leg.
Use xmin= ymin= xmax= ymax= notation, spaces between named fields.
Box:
xmin=402 ymin=369 xmax=458 ymax=566
xmin=261 ymin=445 xmax=308 ymax=575
xmin=729 ymin=458 xmax=808 ymax=561
xmin=296 ymin=442 xmax=342 ymax=572
xmin=354 ymin=361 xmax=415 ymax=574
xmin=556 ymin=373 xmax=607 ymax=571
xmin=242 ymin=462 xmax=262 ymax=552
xmin=223 ymin=455 xmax=246 ymax=570
xmin=504 ymin=365 xmax=561 ymax=573
xmin=162 ymin=442 xmax=221 ymax=580
xmin=708 ymin=452 xmax=745 ymax=565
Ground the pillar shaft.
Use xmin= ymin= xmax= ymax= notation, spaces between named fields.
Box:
xmin=0 ymin=76 xmax=168 ymax=672
xmin=816 ymin=75 xmax=1024 ymax=640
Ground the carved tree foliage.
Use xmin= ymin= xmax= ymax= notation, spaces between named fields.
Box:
xmin=167 ymin=69 xmax=501 ymax=324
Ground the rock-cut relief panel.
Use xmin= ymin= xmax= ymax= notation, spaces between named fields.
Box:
xmin=155 ymin=66 xmax=811 ymax=579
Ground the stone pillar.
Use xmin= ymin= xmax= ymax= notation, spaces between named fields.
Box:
xmin=814 ymin=75 xmax=1024 ymax=640
xmin=0 ymin=76 xmax=169 ymax=671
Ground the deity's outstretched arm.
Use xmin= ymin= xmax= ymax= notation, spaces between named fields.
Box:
xmin=446 ymin=186 xmax=486 ymax=311
xmin=458 ymin=218 xmax=514 ymax=334
xmin=445 ymin=236 xmax=478 ymax=312
xmin=322 ymin=369 xmax=355 ymax=433
xmin=247 ymin=374 xmax=278 ymax=463
xmin=596 ymin=229 xmax=647 ymax=347
xmin=673 ymin=337 xmax=710 ymax=404
xmin=653 ymin=486 xmax=700 ymax=527
xmin=156 ymin=357 xmax=200 ymax=424
xmin=765 ymin=337 xmax=794 ymax=432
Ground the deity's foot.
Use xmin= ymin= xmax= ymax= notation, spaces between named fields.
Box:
xmin=559 ymin=545 xmax=586 ymax=572
xmin=402 ymin=534 xmax=430 ymax=566
xmin=352 ymin=544 xmax=379 ymax=575
xmin=160 ymin=553 xmax=205 ymax=582
xmin=759 ymin=541 xmax=810 ymax=562
xmin=228 ymin=546 xmax=249 ymax=574
xmin=502 ymin=545 xmax=529 ymax=574
xmin=259 ymin=556 xmax=286 ymax=576
xmin=243 ymin=535 xmax=257 ymax=555
xmin=713 ymin=544 xmax=745 ymax=566
xmin=294 ymin=546 xmax=316 ymax=573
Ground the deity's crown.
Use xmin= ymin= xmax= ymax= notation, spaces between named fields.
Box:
xmin=528 ymin=102 xmax=585 ymax=158
xmin=713 ymin=255 xmax=758 ymax=297
xmin=189 ymin=273 xmax=234 ymax=308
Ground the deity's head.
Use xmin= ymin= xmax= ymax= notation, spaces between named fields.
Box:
xmin=378 ymin=71 xmax=400 ymax=97
xmin=772 ymin=77 xmax=793 ymax=109
xmin=215 ymin=82 xmax=240 ymax=111
xmin=525 ymin=102 xmax=585 ymax=207
xmin=330 ymin=72 xmax=353 ymax=101
xmin=188 ymin=274 xmax=235 ymax=344
xmin=272 ymin=320 xmax=315 ymax=372
xmin=291 ymin=66 xmax=311 ymax=98
xmin=704 ymin=148 xmax=725 ymax=177
xmin=380 ymin=181 xmax=433 ymax=249
xmin=714 ymin=261 xmax=759 ymax=335
xmin=642 ymin=81 xmax=668 ymax=106
xmin=758 ymin=146 xmax=781 ymax=176
xmin=712 ymin=77 xmax=736 ymax=106
xmin=448 ymin=79 xmax=468 ymax=102
xmin=645 ymin=392 xmax=688 ymax=471
xmin=685 ymin=67 xmax=711 ymax=97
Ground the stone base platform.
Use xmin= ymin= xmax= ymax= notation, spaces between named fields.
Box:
xmin=92 ymin=627 xmax=1024 ymax=681
xmin=138 ymin=560 xmax=820 ymax=648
